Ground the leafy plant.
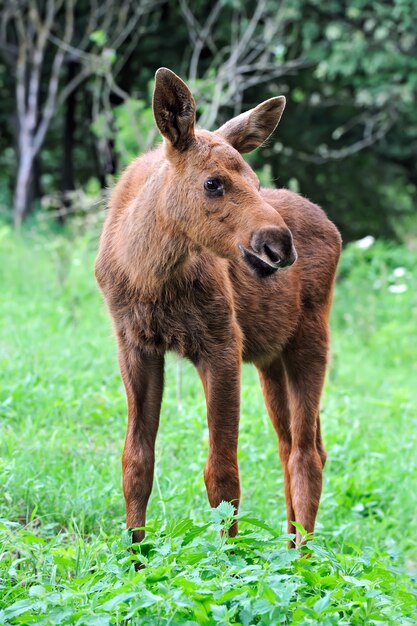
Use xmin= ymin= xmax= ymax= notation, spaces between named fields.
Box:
xmin=1 ymin=506 xmax=416 ymax=625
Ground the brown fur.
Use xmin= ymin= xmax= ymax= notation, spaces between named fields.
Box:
xmin=95 ymin=68 xmax=342 ymax=544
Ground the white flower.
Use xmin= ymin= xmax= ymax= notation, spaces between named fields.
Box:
xmin=393 ymin=267 xmax=406 ymax=278
xmin=355 ymin=235 xmax=375 ymax=250
xmin=388 ymin=284 xmax=408 ymax=294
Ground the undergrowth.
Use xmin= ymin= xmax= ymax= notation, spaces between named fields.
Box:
xmin=1 ymin=503 xmax=416 ymax=625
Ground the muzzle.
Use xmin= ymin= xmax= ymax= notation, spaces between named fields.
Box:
xmin=239 ymin=226 xmax=297 ymax=277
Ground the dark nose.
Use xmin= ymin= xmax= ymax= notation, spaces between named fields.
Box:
xmin=251 ymin=226 xmax=297 ymax=268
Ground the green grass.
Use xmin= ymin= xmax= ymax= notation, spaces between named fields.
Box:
xmin=0 ymin=222 xmax=416 ymax=624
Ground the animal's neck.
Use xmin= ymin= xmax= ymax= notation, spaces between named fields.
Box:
xmin=117 ymin=196 xmax=195 ymax=297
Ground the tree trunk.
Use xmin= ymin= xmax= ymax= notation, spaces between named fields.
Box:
xmin=60 ymin=60 xmax=77 ymax=224
xmin=32 ymin=154 xmax=42 ymax=206
xmin=14 ymin=148 xmax=35 ymax=228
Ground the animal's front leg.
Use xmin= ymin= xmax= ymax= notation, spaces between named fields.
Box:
xmin=198 ymin=351 xmax=241 ymax=536
xmin=118 ymin=337 xmax=164 ymax=543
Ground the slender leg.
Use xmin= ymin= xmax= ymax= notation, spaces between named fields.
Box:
xmin=316 ymin=414 xmax=327 ymax=469
xmin=283 ymin=312 xmax=329 ymax=544
xmin=198 ymin=352 xmax=241 ymax=536
xmin=118 ymin=338 xmax=164 ymax=543
xmin=258 ymin=358 xmax=295 ymax=537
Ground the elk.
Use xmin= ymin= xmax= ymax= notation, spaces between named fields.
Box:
xmin=95 ymin=68 xmax=341 ymax=545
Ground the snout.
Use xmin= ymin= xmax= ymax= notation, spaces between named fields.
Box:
xmin=251 ymin=227 xmax=297 ymax=268
xmin=239 ymin=226 xmax=297 ymax=278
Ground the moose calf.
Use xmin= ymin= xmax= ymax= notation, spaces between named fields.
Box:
xmin=95 ymin=68 xmax=341 ymax=544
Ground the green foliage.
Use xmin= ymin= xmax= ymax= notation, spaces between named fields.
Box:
xmin=0 ymin=227 xmax=416 ymax=623
xmin=91 ymin=94 xmax=159 ymax=168
xmin=113 ymin=98 xmax=159 ymax=167
xmin=1 ymin=510 xmax=416 ymax=625
xmin=90 ymin=30 xmax=108 ymax=47
xmin=310 ymin=0 xmax=417 ymax=115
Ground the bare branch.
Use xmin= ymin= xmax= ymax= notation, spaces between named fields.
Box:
xmin=100 ymin=0 xmax=119 ymax=42
xmin=113 ymin=22 xmax=150 ymax=76
xmin=109 ymin=0 xmax=156 ymax=51
xmin=0 ymin=6 xmax=16 ymax=60
xmin=238 ymin=60 xmax=313 ymax=91
xmin=188 ymin=0 xmax=223 ymax=81
xmin=33 ymin=0 xmax=74 ymax=154
xmin=187 ymin=1 xmax=303 ymax=130
xmin=57 ymin=65 xmax=90 ymax=106
xmin=77 ymin=0 xmax=99 ymax=50
xmin=26 ymin=0 xmax=56 ymax=134
xmin=225 ymin=0 xmax=267 ymax=72
xmin=105 ymin=71 xmax=129 ymax=101
xmin=178 ymin=0 xmax=200 ymax=47
xmin=47 ymin=32 xmax=95 ymax=62
xmin=281 ymin=114 xmax=396 ymax=165
xmin=15 ymin=7 xmax=27 ymax=127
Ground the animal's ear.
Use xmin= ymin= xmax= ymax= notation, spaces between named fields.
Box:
xmin=153 ymin=68 xmax=196 ymax=151
xmin=215 ymin=96 xmax=286 ymax=154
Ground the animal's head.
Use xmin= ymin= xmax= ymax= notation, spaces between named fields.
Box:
xmin=153 ymin=68 xmax=297 ymax=278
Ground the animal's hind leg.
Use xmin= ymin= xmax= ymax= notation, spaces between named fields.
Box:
xmin=258 ymin=358 xmax=295 ymax=537
xmin=283 ymin=312 xmax=330 ymax=544
xmin=316 ymin=415 xmax=327 ymax=469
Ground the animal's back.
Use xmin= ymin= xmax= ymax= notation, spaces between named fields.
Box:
xmin=107 ymin=146 xmax=164 ymax=220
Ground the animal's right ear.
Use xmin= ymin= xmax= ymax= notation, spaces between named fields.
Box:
xmin=153 ymin=68 xmax=196 ymax=151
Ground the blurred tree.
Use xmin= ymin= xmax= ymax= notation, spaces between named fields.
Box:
xmin=0 ymin=0 xmax=161 ymax=226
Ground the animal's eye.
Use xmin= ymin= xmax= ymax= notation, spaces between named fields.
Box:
xmin=204 ymin=177 xmax=224 ymax=196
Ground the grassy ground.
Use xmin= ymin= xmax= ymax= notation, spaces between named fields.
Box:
xmin=0 ymin=222 xmax=416 ymax=624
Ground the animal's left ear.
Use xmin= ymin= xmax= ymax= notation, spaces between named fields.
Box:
xmin=153 ymin=68 xmax=196 ymax=151
xmin=215 ymin=96 xmax=286 ymax=154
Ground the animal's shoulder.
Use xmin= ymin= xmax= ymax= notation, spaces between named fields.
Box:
xmin=109 ymin=146 xmax=165 ymax=215
xmin=261 ymin=188 xmax=341 ymax=256
xmin=261 ymin=188 xmax=342 ymax=309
